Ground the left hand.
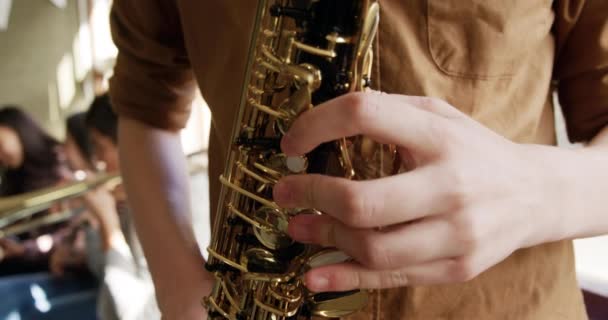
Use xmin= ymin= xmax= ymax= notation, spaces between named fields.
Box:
xmin=273 ymin=92 xmax=566 ymax=292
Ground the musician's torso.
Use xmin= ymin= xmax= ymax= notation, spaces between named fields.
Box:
xmin=175 ymin=1 xmax=586 ymax=319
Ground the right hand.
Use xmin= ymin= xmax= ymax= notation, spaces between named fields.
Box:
xmin=82 ymin=187 xmax=120 ymax=233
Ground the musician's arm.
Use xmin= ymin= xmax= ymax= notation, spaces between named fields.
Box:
xmin=109 ymin=0 xmax=212 ymax=317
xmin=118 ymin=117 xmax=212 ymax=319
xmin=552 ymin=0 xmax=608 ymax=239
xmin=555 ymin=125 xmax=608 ymax=240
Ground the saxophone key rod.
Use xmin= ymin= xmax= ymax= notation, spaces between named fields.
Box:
xmin=206 ymin=1 xmax=382 ymax=318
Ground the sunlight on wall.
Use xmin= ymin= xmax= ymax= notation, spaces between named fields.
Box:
xmin=43 ymin=0 xmax=112 ymax=132
xmin=48 ymin=0 xmax=67 ymax=9
xmin=73 ymin=22 xmax=93 ymax=82
xmin=56 ymin=53 xmax=76 ymax=110
xmin=0 ymin=0 xmax=11 ymax=31
xmin=47 ymin=81 xmax=60 ymax=126
xmin=90 ymin=0 xmax=117 ymax=70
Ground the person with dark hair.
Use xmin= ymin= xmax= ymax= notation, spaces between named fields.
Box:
xmin=0 ymin=106 xmax=65 ymax=196
xmin=86 ymin=94 xmax=120 ymax=174
xmin=48 ymin=112 xmax=99 ymax=278
xmin=0 ymin=107 xmax=99 ymax=319
xmin=64 ymin=112 xmax=95 ymax=172
xmin=0 ymin=106 xmax=70 ymax=274
xmin=86 ymin=94 xmax=118 ymax=142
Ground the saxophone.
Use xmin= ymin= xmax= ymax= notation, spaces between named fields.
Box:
xmin=204 ymin=1 xmax=393 ymax=319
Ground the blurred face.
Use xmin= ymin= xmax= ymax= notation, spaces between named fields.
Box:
xmin=0 ymin=126 xmax=24 ymax=169
xmin=64 ymin=134 xmax=92 ymax=172
xmin=89 ymin=129 xmax=120 ymax=173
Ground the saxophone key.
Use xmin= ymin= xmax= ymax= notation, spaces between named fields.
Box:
xmin=235 ymin=137 xmax=281 ymax=151
xmin=307 ymin=290 xmax=369 ymax=319
xmin=251 ymin=206 xmax=293 ymax=250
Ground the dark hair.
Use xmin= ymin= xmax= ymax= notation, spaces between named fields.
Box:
xmin=66 ymin=112 xmax=94 ymax=166
xmin=0 ymin=106 xmax=62 ymax=196
xmin=85 ymin=94 xmax=117 ymax=143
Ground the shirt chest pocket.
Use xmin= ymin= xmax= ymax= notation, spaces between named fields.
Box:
xmin=426 ymin=0 xmax=554 ymax=79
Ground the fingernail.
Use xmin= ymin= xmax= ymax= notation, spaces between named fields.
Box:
xmin=288 ymin=217 xmax=315 ymax=243
xmin=306 ymin=274 xmax=329 ymax=292
xmin=273 ymin=180 xmax=292 ymax=205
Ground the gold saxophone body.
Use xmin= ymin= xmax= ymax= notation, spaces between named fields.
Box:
xmin=204 ymin=1 xmax=397 ymax=319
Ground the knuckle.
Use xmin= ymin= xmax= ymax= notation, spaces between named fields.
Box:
xmin=319 ymin=221 xmax=337 ymax=247
xmin=440 ymin=168 xmax=471 ymax=212
xmin=341 ymin=184 xmax=371 ymax=227
xmin=348 ymin=93 xmax=379 ymax=128
xmin=360 ymin=235 xmax=393 ymax=269
xmin=421 ymin=96 xmax=443 ymax=110
xmin=381 ymin=270 xmax=409 ymax=288
xmin=421 ymin=96 xmax=462 ymax=119
xmin=451 ymin=211 xmax=483 ymax=254
xmin=329 ymin=269 xmax=359 ymax=292
xmin=427 ymin=116 xmax=452 ymax=152
xmin=447 ymin=257 xmax=479 ymax=283
xmin=306 ymin=174 xmax=323 ymax=206
xmin=428 ymin=96 xmax=445 ymax=106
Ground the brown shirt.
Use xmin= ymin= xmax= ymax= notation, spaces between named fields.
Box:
xmin=109 ymin=1 xmax=608 ymax=319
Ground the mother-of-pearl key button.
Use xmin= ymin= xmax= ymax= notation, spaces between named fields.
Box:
xmin=286 ymin=156 xmax=308 ymax=173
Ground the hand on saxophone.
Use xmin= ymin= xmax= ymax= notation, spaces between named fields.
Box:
xmin=273 ymin=92 xmax=575 ymax=292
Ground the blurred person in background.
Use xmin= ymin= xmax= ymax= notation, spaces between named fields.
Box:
xmin=0 ymin=107 xmax=99 ymax=319
xmin=84 ymin=94 xmax=160 ymax=320
xmin=0 ymin=106 xmax=72 ymax=275
xmin=49 ymin=112 xmax=101 ymax=278
xmin=64 ymin=112 xmax=96 ymax=173
xmin=0 ymin=106 xmax=66 ymax=195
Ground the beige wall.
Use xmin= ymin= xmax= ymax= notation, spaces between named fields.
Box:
xmin=0 ymin=0 xmax=92 ymax=137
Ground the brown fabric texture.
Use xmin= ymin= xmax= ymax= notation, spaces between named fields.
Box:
xmin=109 ymin=0 xmax=608 ymax=319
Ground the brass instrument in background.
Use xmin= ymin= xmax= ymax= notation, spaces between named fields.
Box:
xmin=0 ymin=150 xmax=205 ymax=238
xmin=204 ymin=1 xmax=397 ymax=319
xmin=0 ymin=173 xmax=121 ymax=238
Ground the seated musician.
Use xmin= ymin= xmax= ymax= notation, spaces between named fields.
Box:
xmin=49 ymin=112 xmax=100 ymax=278
xmin=0 ymin=107 xmax=71 ymax=270
xmin=0 ymin=107 xmax=98 ymax=319
xmin=0 ymin=107 xmax=94 ymax=275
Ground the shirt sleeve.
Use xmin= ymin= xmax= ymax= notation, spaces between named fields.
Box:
xmin=109 ymin=0 xmax=197 ymax=131
xmin=554 ymin=0 xmax=608 ymax=143
xmin=103 ymin=240 xmax=161 ymax=320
